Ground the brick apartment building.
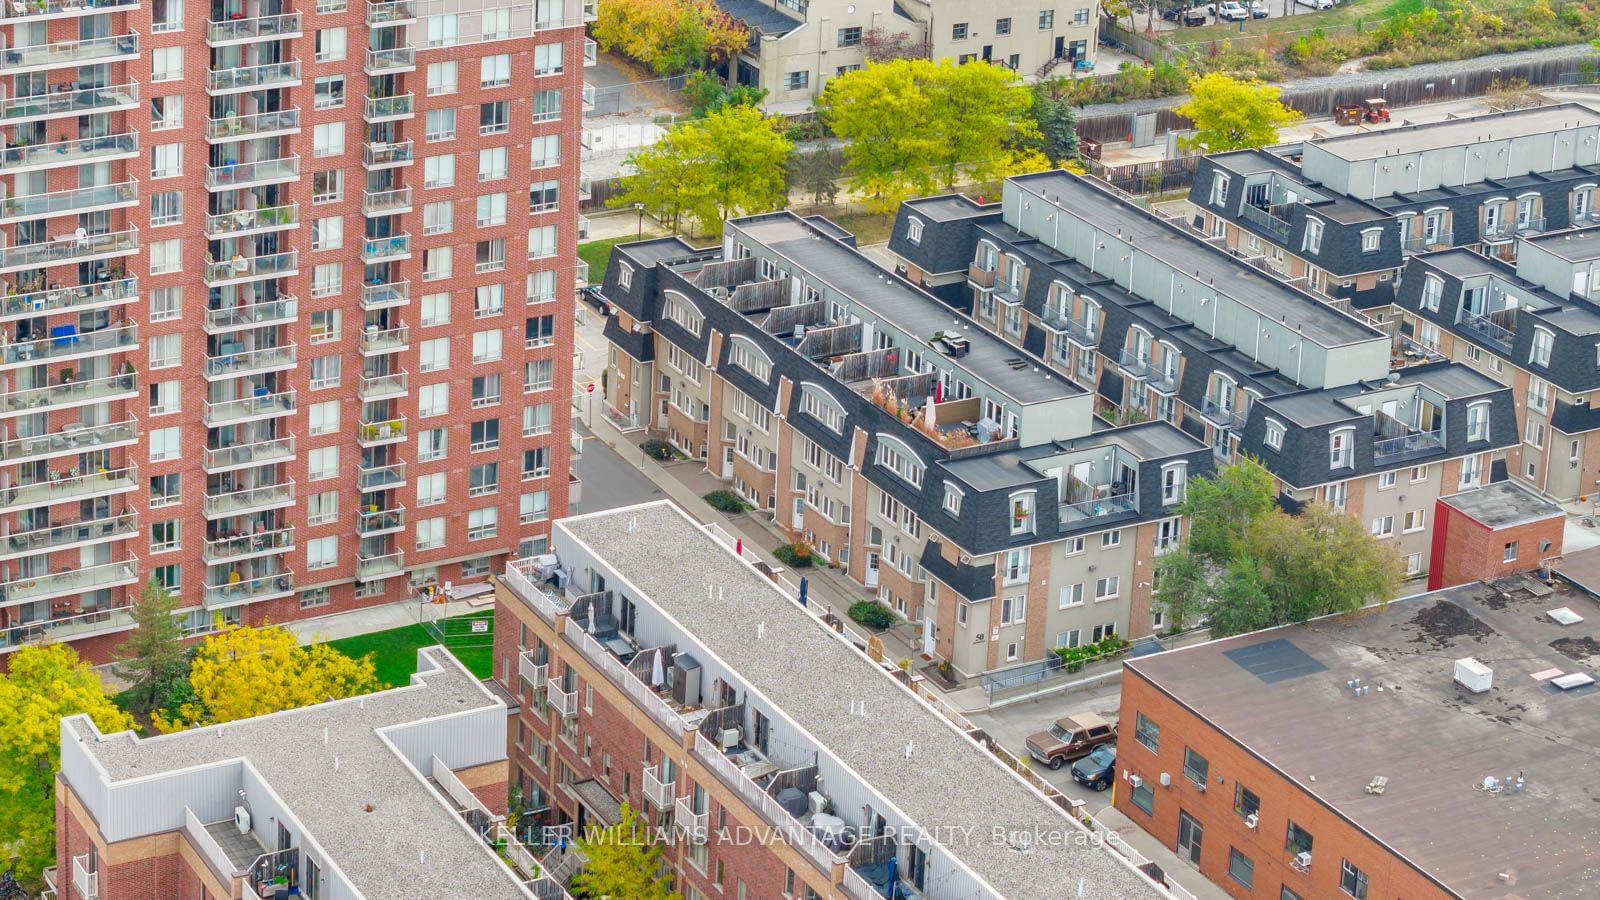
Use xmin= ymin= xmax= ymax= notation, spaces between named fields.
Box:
xmin=1114 ymin=578 xmax=1600 ymax=899
xmin=0 ymin=0 xmax=590 ymax=661
xmin=52 ymin=646 xmax=521 ymax=899
xmin=492 ymin=500 xmax=1172 ymax=900
xmin=1428 ymin=480 xmax=1564 ymax=590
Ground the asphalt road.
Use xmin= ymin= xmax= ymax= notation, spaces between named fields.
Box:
xmin=966 ymin=679 xmax=1125 ymax=813
xmin=569 ymin=421 xmax=665 ymax=515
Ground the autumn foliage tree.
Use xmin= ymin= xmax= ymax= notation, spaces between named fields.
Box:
xmin=0 ymin=645 xmax=134 ymax=875
xmin=819 ymin=60 xmax=1046 ymax=214
xmin=592 ymin=0 xmax=748 ymax=76
xmin=570 ymin=804 xmax=680 ymax=900
xmin=1176 ymin=73 xmax=1302 ymax=153
xmin=152 ymin=623 xmax=380 ymax=732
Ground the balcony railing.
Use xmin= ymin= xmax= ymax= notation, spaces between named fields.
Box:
xmin=204 ymin=343 xmax=297 ymax=379
xmin=1148 ymin=366 xmax=1180 ymax=394
xmin=642 ymin=764 xmax=675 ymax=809
xmin=203 ymin=481 xmax=296 ymax=519
xmin=362 ymin=141 xmax=413 ymax=171
xmin=364 ymin=46 xmax=415 ymax=73
xmin=205 ymin=203 xmax=299 ymax=238
xmin=206 ymin=108 xmax=301 ymax=142
xmin=1117 ymin=348 xmax=1152 ymax=379
xmin=1 ymin=276 xmax=137 ymax=320
xmin=204 ymin=572 xmax=295 ymax=609
xmin=575 ymin=259 xmax=590 ymax=288
xmin=203 ymin=390 xmax=297 ymax=426
xmin=2 ymin=511 xmax=137 ymax=558
xmin=1480 ymin=220 xmax=1514 ymax=241
xmin=0 ymin=179 xmax=136 ymax=223
xmin=204 ymin=250 xmax=298 ymax=285
xmin=1 ymin=604 xmax=137 ymax=652
xmin=205 ymin=298 xmax=298 ymax=333
xmin=1515 ymin=216 xmax=1547 ymax=235
xmin=1 ymin=321 xmax=137 ymax=367
xmin=362 ymin=279 xmax=409 ymax=309
xmin=1373 ymin=428 xmax=1444 ymax=461
xmin=357 ymin=415 xmax=405 ymax=446
xmin=207 ymin=12 xmax=303 ymax=45
xmin=548 ymin=680 xmax=578 ymax=717
xmin=0 ymin=33 xmax=139 ymax=73
xmin=1200 ymin=396 xmax=1243 ymax=429
xmin=3 ymin=0 xmax=140 ymax=20
xmin=358 ymin=370 xmax=408 ymax=401
xmin=0 ymin=464 xmax=137 ymax=513
xmin=359 ymin=323 xmax=409 ymax=354
xmin=688 ymin=731 xmax=843 ymax=873
xmin=357 ymin=506 xmax=405 ymax=534
xmin=501 ymin=558 xmax=573 ymax=624
xmin=207 ymin=60 xmax=301 ymax=94
xmin=584 ymin=37 xmax=597 ymax=65
xmin=71 ymin=854 xmax=97 ymax=900
xmin=361 ymin=234 xmax=411 ymax=262
xmin=356 ymin=550 xmax=405 ymax=581
xmin=0 ymin=419 xmax=136 ymax=464
xmin=0 ymin=131 xmax=138 ymax=172
xmin=1459 ymin=311 xmax=1516 ymax=350
xmin=0 ymin=81 xmax=138 ymax=123
xmin=203 ymin=527 xmax=295 ymax=564
xmin=357 ymin=461 xmax=406 ymax=494
xmin=203 ymin=434 xmax=296 ymax=471
xmin=518 ymin=649 xmax=547 ymax=688
xmin=364 ymin=93 xmax=414 ymax=121
xmin=1239 ymin=203 xmax=1292 ymax=240
xmin=1058 ymin=491 xmax=1137 ymax=525
xmin=1402 ymin=230 xmax=1452 ymax=254
xmin=0 ymin=556 xmax=137 ymax=606
xmin=0 ymin=226 xmax=138 ymax=273
xmin=205 ymin=155 xmax=300 ymax=189
xmin=1 ymin=371 xmax=136 ymax=416
xmin=367 ymin=0 xmax=416 ymax=24
xmin=362 ymin=189 xmax=412 ymax=219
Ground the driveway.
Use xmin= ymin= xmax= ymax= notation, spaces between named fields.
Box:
xmin=967 ymin=678 xmax=1124 ymax=812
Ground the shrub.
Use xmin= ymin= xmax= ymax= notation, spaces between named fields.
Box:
xmin=848 ymin=600 xmax=896 ymax=630
xmin=773 ymin=542 xmax=814 ymax=567
xmin=703 ymin=489 xmax=752 ymax=513
xmin=641 ymin=438 xmax=676 ymax=460
xmin=1053 ymin=636 xmax=1132 ymax=673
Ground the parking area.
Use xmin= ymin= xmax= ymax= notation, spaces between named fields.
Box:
xmin=1141 ymin=0 xmax=1338 ymax=34
xmin=966 ymin=679 xmax=1124 ymax=812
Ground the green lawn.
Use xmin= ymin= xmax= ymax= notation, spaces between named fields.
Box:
xmin=578 ymin=236 xmax=641 ymax=285
xmin=324 ymin=610 xmax=495 ymax=687
xmin=1168 ymin=0 xmax=1411 ymax=43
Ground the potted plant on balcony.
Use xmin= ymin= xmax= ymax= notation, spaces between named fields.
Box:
xmin=54 ymin=134 xmax=67 ymax=152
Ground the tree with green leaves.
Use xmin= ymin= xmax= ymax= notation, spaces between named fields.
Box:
xmin=682 ymin=71 xmax=767 ymax=118
xmin=788 ymin=148 xmax=842 ymax=207
xmin=113 ymin=577 xmax=188 ymax=713
xmin=612 ymin=105 xmax=792 ymax=237
xmin=1176 ymin=73 xmax=1302 ymax=153
xmin=1152 ymin=457 xmax=1402 ymax=638
xmin=0 ymin=645 xmax=134 ymax=875
xmin=570 ymin=803 xmax=680 ymax=900
xmin=591 ymin=0 xmax=748 ymax=76
xmin=1027 ymin=83 xmax=1081 ymax=168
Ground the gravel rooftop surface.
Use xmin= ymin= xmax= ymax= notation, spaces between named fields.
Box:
xmin=559 ymin=502 xmax=1160 ymax=899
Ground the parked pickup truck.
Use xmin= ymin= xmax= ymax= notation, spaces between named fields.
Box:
xmin=1025 ymin=713 xmax=1118 ymax=770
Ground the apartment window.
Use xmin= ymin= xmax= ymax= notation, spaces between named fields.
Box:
xmin=1134 ymin=712 xmax=1160 ymax=752
xmin=150 ymin=473 xmax=180 ymax=507
xmin=523 ymin=447 xmax=551 ymax=479
xmin=427 ymin=61 xmax=458 ymax=95
xmin=471 ymin=374 xmax=502 ymax=408
xmin=524 ymin=356 xmax=553 ymax=394
xmin=1094 ymin=576 xmax=1120 ymax=601
xmin=1405 ymin=551 xmax=1424 ymax=576
xmin=314 ymin=74 xmax=346 ymax=109
xmin=475 ymin=239 xmax=507 ymax=273
xmin=307 ymin=491 xmax=339 ymax=526
xmin=469 ymin=462 xmax=500 ymax=497
xmin=1528 ymin=376 xmax=1551 ymax=414
xmin=1227 ymin=848 xmax=1254 ymax=889
xmin=425 ymin=107 xmax=457 ymax=142
xmin=480 ymin=100 xmax=510 ymax=135
xmin=300 ymin=588 xmax=331 ymax=610
xmin=1183 ymin=747 xmax=1209 ymax=786
xmin=309 ymin=309 xmax=340 ymax=344
xmin=1233 ymin=784 xmax=1260 ymax=818
xmin=309 ymin=401 xmax=339 ymax=435
xmin=475 ymin=284 xmax=505 ymax=319
xmin=528 ymin=225 xmax=558 ymax=259
xmin=148 ymin=380 xmax=180 ymax=414
xmin=951 ymin=22 xmax=968 ymax=39
xmin=1038 ymin=9 xmax=1054 ymax=27
xmin=149 ymin=426 xmax=181 ymax=462
xmin=1130 ymin=781 xmax=1154 ymax=814
xmin=785 ymin=71 xmax=809 ymax=91
xmin=529 ymin=181 xmax=559 ymax=214
xmin=999 ymin=594 xmax=1026 ymax=626
xmin=942 ymin=484 xmax=963 ymax=516
xmin=471 ymin=329 xmax=503 ymax=363
xmin=312 ymin=170 xmax=343 ymax=203
xmin=530 ymin=135 xmax=560 ymax=169
xmin=147 ymin=333 xmax=180 ymax=368
xmin=471 ymin=418 xmax=501 ymax=451
xmin=310 ymin=355 xmax=341 ymax=389
xmin=311 ymin=123 xmax=344 ymax=159
xmin=1073 ymin=6 xmax=1090 ymax=23
xmin=1161 ymin=463 xmax=1186 ymax=505
xmin=1329 ymin=428 xmax=1353 ymax=469
xmin=148 ymin=239 xmax=181 ymax=275
xmin=1101 ymin=529 xmax=1121 ymax=549
xmin=416 ymin=517 xmax=446 ymax=551
xmin=534 ymin=43 xmax=564 ymax=75
xmin=524 ymin=403 xmax=553 ymax=436
xmin=425 ymin=154 xmax=456 ymax=188
xmin=152 ymin=564 xmax=180 ymax=592
xmin=149 ymin=286 xmax=181 ymax=322
xmin=1361 ymin=228 xmax=1382 ymax=252
xmin=481 ymin=54 xmax=512 ymax=87
xmin=1377 ymin=471 xmax=1396 ymax=490
xmin=315 ymin=27 xmax=347 ymax=61
xmin=1466 ymin=401 xmax=1491 ymax=442
xmin=311 ymin=216 xmax=343 ymax=251
xmin=423 ymin=247 xmax=453 ymax=281
xmin=311 ymin=263 xmax=342 ymax=297
xmin=308 ymin=446 xmax=338 ymax=481
xmin=418 ymin=383 xmax=448 ymax=418
xmin=1421 ymin=274 xmax=1442 ymax=311
xmin=521 ymin=490 xmax=550 ymax=524
xmin=1371 ymin=515 xmax=1394 ymax=539
xmin=1339 ymin=860 xmax=1368 ymax=899
xmin=151 ymin=46 xmax=183 ymax=82
xmin=150 ymin=191 xmax=182 ymax=226
xmin=1209 ymin=171 xmax=1230 ymax=207
xmin=306 ymin=536 xmax=337 ymax=570
xmin=151 ymin=0 xmax=183 ymax=31
xmin=1002 ymin=549 xmax=1030 ymax=585
xmin=995 ymin=16 xmax=1012 ymax=34
xmin=532 ymin=89 xmax=562 ymax=121
xmin=421 ymin=200 xmax=454 ymax=236
xmin=1531 ymin=326 xmax=1554 ymax=367
xmin=421 ymin=292 xmax=451 ymax=327
xmin=1303 ymin=217 xmax=1323 ymax=254
xmin=1264 ymin=418 xmax=1285 ymax=451
xmin=1059 ymin=583 xmax=1084 ymax=608
xmin=838 ymin=26 xmax=861 ymax=47
xmin=1504 ymin=541 xmax=1519 ymax=562
xmin=151 ymin=144 xmax=182 ymax=179
xmin=468 ymin=507 xmax=499 ymax=540
xmin=1326 ymin=480 xmax=1349 ymax=510
xmin=150 ymin=95 xmax=182 ymax=130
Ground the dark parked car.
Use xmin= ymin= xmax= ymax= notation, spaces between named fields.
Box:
xmin=1071 ymin=744 xmax=1117 ymax=791
xmin=1025 ymin=713 xmax=1118 ymax=769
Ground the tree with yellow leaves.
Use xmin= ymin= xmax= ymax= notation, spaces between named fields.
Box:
xmin=592 ymin=0 xmax=747 ymax=76
xmin=0 ymin=644 xmax=134 ymax=875
xmin=152 ymin=623 xmax=380 ymax=732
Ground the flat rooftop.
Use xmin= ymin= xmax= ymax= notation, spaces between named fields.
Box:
xmin=1308 ymin=103 xmax=1600 ymax=160
xmin=558 ymin=502 xmax=1160 ymax=899
xmin=66 ymin=648 xmax=525 ymax=900
xmin=903 ymin=193 xmax=998 ymax=223
xmin=1206 ymin=150 xmax=1388 ymax=225
xmin=1440 ymin=481 xmax=1564 ymax=529
xmin=1528 ymin=226 xmax=1600 ymax=262
xmin=1127 ymin=581 xmax=1600 ymax=897
xmin=734 ymin=213 xmax=1085 ymax=405
xmin=1011 ymin=172 xmax=1384 ymax=348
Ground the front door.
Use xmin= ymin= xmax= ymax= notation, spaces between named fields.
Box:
xmin=1176 ymin=810 xmax=1203 ymax=866
xmin=722 ymin=446 xmax=734 ymax=478
xmin=982 ymin=45 xmax=992 ymax=61
xmin=792 ymin=497 xmax=804 ymax=529
xmin=865 ymin=552 xmax=880 ymax=588
xmin=1054 ymin=36 xmax=1065 ymax=59
xmin=922 ymin=616 xmax=936 ymax=655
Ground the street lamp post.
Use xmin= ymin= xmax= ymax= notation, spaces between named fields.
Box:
xmin=634 ymin=202 xmax=644 ymax=239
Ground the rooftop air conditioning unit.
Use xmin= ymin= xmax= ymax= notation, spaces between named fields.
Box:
xmin=718 ymin=728 xmax=741 ymax=750
xmin=234 ymin=806 xmax=251 ymax=835
xmin=1454 ymin=657 xmax=1493 ymax=694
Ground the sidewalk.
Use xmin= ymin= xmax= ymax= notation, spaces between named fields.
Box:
xmin=283 ymin=596 xmax=490 ymax=644
xmin=582 ymin=411 xmax=996 ymax=709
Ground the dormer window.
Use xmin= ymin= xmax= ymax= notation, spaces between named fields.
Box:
xmin=618 ymin=262 xmax=633 ymax=289
xmin=907 ymin=216 xmax=924 ymax=245
xmin=1161 ymin=463 xmax=1186 ymax=506
xmin=1421 ymin=274 xmax=1442 ymax=312
xmin=1210 ymin=172 xmax=1230 ymax=208
xmin=1009 ymin=491 xmax=1035 ymax=535
xmin=1467 ymin=401 xmax=1491 ymax=442
xmin=727 ymin=336 xmax=773 ymax=381
xmin=1360 ymin=229 xmax=1381 ymax=253
xmin=876 ymin=437 xmax=924 ymax=488
xmin=1264 ymin=418 xmax=1285 ymax=451
xmin=1329 ymin=428 xmax=1353 ymax=469
xmin=976 ymin=241 xmax=997 ymax=272
xmin=1530 ymin=327 xmax=1554 ymax=368
xmin=1302 ymin=217 xmax=1323 ymax=255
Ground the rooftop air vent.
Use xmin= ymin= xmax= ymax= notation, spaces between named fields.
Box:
xmin=1552 ymin=672 xmax=1595 ymax=690
xmin=938 ymin=336 xmax=970 ymax=358
xmin=1455 ymin=657 xmax=1493 ymax=694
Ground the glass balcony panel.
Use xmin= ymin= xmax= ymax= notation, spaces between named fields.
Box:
xmin=0 ymin=131 xmax=138 ymax=172
xmin=357 ymin=506 xmax=405 ymax=534
xmin=206 ymin=13 xmax=303 ymax=45
xmin=0 ymin=82 xmax=138 ymax=123
xmin=202 ymin=390 xmax=297 ymax=427
xmin=203 ymin=482 xmax=295 ymax=519
xmin=356 ymin=550 xmax=404 ymax=581
xmin=206 ymin=108 xmax=301 ymax=142
xmin=357 ymin=460 xmax=406 ymax=491
xmin=1 ymin=0 xmax=141 ymax=21
xmin=203 ymin=527 xmax=295 ymax=563
xmin=1 ymin=372 xmax=136 ymax=417
xmin=204 ymin=571 xmax=295 ymax=609
xmin=363 ymin=93 xmax=414 ymax=120
xmin=0 ymin=604 xmax=137 ymax=650
xmin=358 ymin=370 xmax=408 ymax=400
xmin=207 ymin=60 xmax=301 ymax=94
xmin=203 ymin=344 xmax=297 ymax=379
xmin=0 ymin=419 xmax=136 ymax=464
xmin=361 ymin=234 xmax=410 ymax=262
xmin=0 ymin=321 xmax=136 ymax=367
xmin=362 ymin=187 xmax=411 ymax=215
xmin=366 ymin=0 xmax=416 ymax=25
xmin=204 ymin=297 xmax=298 ymax=333
xmin=0 ymin=226 xmax=138 ymax=272
xmin=204 ymin=155 xmax=300 ymax=189
xmin=2 ymin=511 xmax=137 ymax=558
xmin=204 ymin=203 xmax=298 ymax=238
xmin=361 ymin=141 xmax=412 ymax=169
xmin=361 ymin=279 xmax=409 ymax=309
xmin=1 ymin=276 xmax=137 ymax=320
xmin=0 ymin=464 xmax=138 ymax=512
xmin=0 ymin=557 xmax=137 ymax=606
xmin=203 ymin=433 xmax=297 ymax=470
xmin=0 ymin=33 xmax=139 ymax=72
xmin=204 ymin=250 xmax=298 ymax=285
xmin=357 ymin=415 xmax=406 ymax=446
xmin=364 ymin=46 xmax=415 ymax=73
xmin=359 ymin=324 xmax=409 ymax=354
xmin=0 ymin=179 xmax=136 ymax=223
